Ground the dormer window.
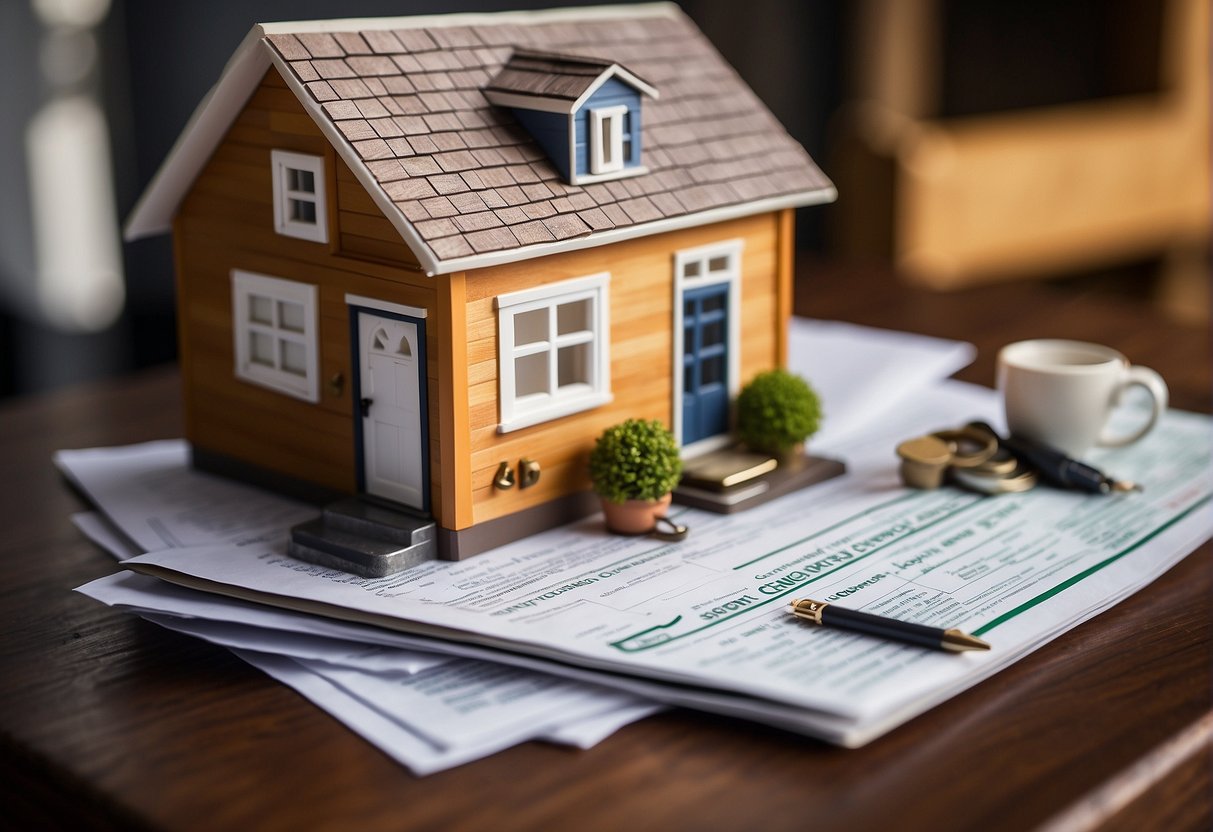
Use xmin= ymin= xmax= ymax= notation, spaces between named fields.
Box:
xmin=484 ymin=50 xmax=657 ymax=187
xmin=271 ymin=150 xmax=328 ymax=243
xmin=591 ymin=106 xmax=629 ymax=175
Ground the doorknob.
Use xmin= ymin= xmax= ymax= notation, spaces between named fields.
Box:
xmin=360 ymin=397 xmax=373 ymax=417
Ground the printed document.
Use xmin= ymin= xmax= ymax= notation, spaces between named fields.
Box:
xmin=119 ymin=395 xmax=1212 ymax=745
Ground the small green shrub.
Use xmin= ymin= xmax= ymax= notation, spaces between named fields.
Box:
xmin=589 ymin=418 xmax=683 ymax=504
xmin=736 ymin=369 xmax=822 ymax=454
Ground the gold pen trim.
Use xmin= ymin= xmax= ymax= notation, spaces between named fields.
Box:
xmin=940 ymin=629 xmax=991 ymax=652
xmin=789 ymin=598 xmax=827 ymax=625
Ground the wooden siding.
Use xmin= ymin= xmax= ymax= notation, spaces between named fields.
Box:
xmin=173 ymin=67 xmax=443 ymax=517
xmin=173 ymin=66 xmax=791 ymax=539
xmin=459 ymin=213 xmax=782 ymax=527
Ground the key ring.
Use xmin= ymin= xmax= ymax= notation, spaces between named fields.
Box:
xmin=930 ymin=426 xmax=998 ymax=468
xmin=651 ymin=515 xmax=689 ymax=542
xmin=952 ymin=465 xmax=1038 ymax=494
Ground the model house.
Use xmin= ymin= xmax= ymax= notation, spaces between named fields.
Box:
xmin=124 ymin=3 xmax=835 ymax=569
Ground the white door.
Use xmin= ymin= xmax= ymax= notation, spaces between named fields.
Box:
xmin=358 ymin=312 xmax=425 ymax=509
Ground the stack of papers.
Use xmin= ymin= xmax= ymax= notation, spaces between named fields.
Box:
xmin=66 ymin=320 xmax=1212 ymax=772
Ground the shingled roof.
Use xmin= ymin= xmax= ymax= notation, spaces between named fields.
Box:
xmin=484 ymin=48 xmax=657 ymax=104
xmin=126 ymin=4 xmax=835 ymax=275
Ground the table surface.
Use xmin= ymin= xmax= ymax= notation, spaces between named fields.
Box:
xmin=2 ymin=262 xmax=1210 ymax=832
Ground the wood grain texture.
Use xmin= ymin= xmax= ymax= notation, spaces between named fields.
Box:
xmin=175 ymin=66 xmax=433 ymax=499
xmin=436 ymin=271 xmax=472 ymax=531
xmin=464 ymin=213 xmax=780 ymax=526
xmin=0 ymin=261 xmax=1210 ymax=830
xmin=775 ymin=208 xmax=795 ymax=366
xmin=839 ymin=0 xmax=1209 ymax=290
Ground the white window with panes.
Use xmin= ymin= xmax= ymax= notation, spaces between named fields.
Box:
xmin=271 ymin=150 xmax=328 ymax=243
xmin=231 ymin=270 xmax=319 ymax=402
xmin=495 ymin=273 xmax=611 ymax=433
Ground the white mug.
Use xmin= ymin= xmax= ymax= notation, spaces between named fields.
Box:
xmin=997 ymin=339 xmax=1168 ymax=457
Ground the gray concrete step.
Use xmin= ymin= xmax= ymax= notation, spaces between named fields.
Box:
xmin=321 ymin=496 xmax=434 ymax=546
xmin=289 ymin=507 xmax=437 ymax=578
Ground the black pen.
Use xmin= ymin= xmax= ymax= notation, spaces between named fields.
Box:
xmin=967 ymin=422 xmax=1141 ymax=494
xmin=788 ymin=599 xmax=990 ymax=652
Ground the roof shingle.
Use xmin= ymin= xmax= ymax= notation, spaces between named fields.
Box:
xmin=263 ymin=8 xmax=832 ymax=267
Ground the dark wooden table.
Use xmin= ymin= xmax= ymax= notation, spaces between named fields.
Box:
xmin=2 ymin=262 xmax=1209 ymax=831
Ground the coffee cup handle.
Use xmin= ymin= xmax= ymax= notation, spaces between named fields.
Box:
xmin=1097 ymin=366 xmax=1168 ymax=448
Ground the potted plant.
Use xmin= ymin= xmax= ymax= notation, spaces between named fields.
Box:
xmin=735 ymin=369 xmax=822 ymax=457
xmin=589 ymin=418 xmax=683 ymax=534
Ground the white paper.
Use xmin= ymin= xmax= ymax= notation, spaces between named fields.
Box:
xmin=301 ymin=658 xmax=651 ymax=749
xmin=119 ymin=379 xmax=1212 ymax=745
xmin=136 ymin=612 xmax=443 ymax=676
xmin=70 ymin=321 xmax=1205 ymax=757
xmin=77 ymin=571 xmax=441 ymax=664
xmin=789 ymin=318 xmax=976 ymax=449
xmin=56 ymin=439 xmax=316 ymax=552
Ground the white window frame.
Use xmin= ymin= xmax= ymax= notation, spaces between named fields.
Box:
xmin=271 ymin=149 xmax=328 ymax=243
xmin=589 ymin=105 xmax=628 ymax=175
xmin=671 ymin=240 xmax=744 ymax=453
xmin=495 ymin=273 xmax=612 ymax=433
xmin=231 ymin=269 xmax=320 ymax=402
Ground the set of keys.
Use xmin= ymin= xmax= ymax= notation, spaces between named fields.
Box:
xmin=897 ymin=421 xmax=1141 ymax=496
xmin=897 ymin=423 xmax=1037 ymax=494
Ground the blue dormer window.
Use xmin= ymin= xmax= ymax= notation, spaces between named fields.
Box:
xmin=484 ymin=49 xmax=658 ymax=186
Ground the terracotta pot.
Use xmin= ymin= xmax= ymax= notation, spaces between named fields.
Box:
xmin=599 ymin=493 xmax=672 ymax=535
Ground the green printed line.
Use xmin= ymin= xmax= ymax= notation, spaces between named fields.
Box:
xmin=611 ymin=495 xmax=990 ymax=652
xmin=732 ymin=491 xmax=923 ymax=570
xmin=972 ymin=493 xmax=1212 ymax=637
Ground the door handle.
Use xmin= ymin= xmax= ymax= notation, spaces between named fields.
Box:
xmin=360 ymin=397 xmax=373 ymax=417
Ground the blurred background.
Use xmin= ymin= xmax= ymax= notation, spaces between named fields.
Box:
xmin=0 ymin=0 xmax=1208 ymax=400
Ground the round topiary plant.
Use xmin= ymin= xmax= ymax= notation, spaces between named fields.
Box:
xmin=736 ymin=369 xmax=822 ymax=455
xmin=589 ymin=418 xmax=683 ymax=504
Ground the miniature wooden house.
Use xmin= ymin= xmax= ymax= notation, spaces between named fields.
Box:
xmin=125 ymin=4 xmax=835 ymax=567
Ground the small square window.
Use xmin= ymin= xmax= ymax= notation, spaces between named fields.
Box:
xmin=289 ymin=168 xmax=315 ymax=193
xmin=557 ymin=342 xmax=590 ymax=386
xmin=271 ymin=150 xmax=328 ymax=244
xmin=496 ymin=273 xmax=611 ymax=432
xmin=514 ymin=307 xmax=549 ymax=347
xmin=250 ymin=331 xmax=274 ymax=366
xmin=281 ymin=340 xmax=308 ymax=377
xmin=290 ymin=199 xmax=317 ymax=224
xmin=515 ymin=351 xmax=549 ymax=397
xmin=279 ymin=300 xmax=305 ymax=333
xmin=249 ymin=295 xmax=273 ymax=325
xmin=232 ymin=270 xmax=319 ymax=402
xmin=556 ymin=298 xmax=591 ymax=335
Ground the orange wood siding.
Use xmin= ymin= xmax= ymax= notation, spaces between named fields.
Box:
xmin=460 ymin=213 xmax=782 ymax=527
xmin=776 ymin=208 xmax=796 ymax=366
xmin=334 ymin=159 xmax=421 ymax=267
xmin=173 ymin=67 xmax=443 ymax=517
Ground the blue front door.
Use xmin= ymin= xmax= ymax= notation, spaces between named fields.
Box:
xmin=681 ymin=283 xmax=730 ymax=444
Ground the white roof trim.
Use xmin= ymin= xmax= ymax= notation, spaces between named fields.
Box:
xmin=257 ymin=3 xmax=680 ymax=36
xmin=122 ymin=2 xmax=836 ymax=280
xmin=428 ymin=186 xmax=836 ymax=276
xmin=123 ymin=3 xmax=680 ymax=243
xmin=570 ymin=65 xmax=659 ymax=111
